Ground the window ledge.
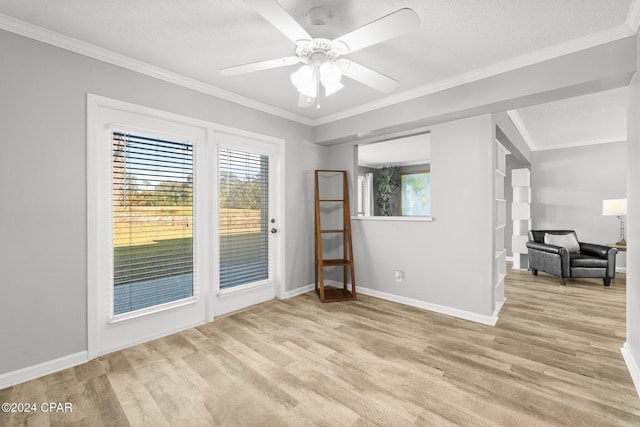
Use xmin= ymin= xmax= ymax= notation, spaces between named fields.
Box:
xmin=351 ymin=216 xmax=433 ymax=222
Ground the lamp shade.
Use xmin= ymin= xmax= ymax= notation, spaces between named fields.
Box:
xmin=602 ymin=198 xmax=627 ymax=216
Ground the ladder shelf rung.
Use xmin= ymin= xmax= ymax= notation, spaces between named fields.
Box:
xmin=315 ymin=287 xmax=354 ymax=302
xmin=321 ymin=229 xmax=346 ymax=233
xmin=320 ymin=258 xmax=351 ymax=266
xmin=318 ymin=199 xmax=344 ymax=202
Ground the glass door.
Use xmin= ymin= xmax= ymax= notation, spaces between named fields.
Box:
xmin=214 ymin=134 xmax=281 ymax=316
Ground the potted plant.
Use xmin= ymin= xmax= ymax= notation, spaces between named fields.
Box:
xmin=376 ymin=166 xmax=400 ymax=216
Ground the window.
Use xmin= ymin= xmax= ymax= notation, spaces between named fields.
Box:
xmin=112 ymin=131 xmax=194 ymax=315
xmin=357 ymin=133 xmax=431 ymax=217
xmin=357 ymin=173 xmax=373 ymax=216
xmin=218 ymin=147 xmax=270 ymax=289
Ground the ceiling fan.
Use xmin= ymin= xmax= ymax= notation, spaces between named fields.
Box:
xmin=220 ymin=0 xmax=420 ymax=108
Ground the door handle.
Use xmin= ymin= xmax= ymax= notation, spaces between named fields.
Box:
xmin=270 ymin=228 xmax=278 ymax=234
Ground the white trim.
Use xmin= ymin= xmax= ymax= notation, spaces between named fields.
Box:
xmin=626 ymin=0 xmax=640 ymax=33
xmin=218 ymin=280 xmax=273 ymax=297
xmin=494 ymin=299 xmax=506 ymax=317
xmin=212 ymin=286 xmax=275 ymax=317
xmin=284 ymin=284 xmax=315 ymax=299
xmin=506 ymin=256 xmax=514 ymax=262
xmin=355 ymin=286 xmax=499 ymax=326
xmin=506 ymin=110 xmax=536 ymax=151
xmin=359 ymin=159 xmax=431 ymax=168
xmin=313 ymin=25 xmax=635 ymax=126
xmin=617 ymin=267 xmax=627 ymax=274
xmin=621 ymin=342 xmax=640 ymax=398
xmin=351 ymin=216 xmax=433 ymax=222
xmin=0 ymin=351 xmax=88 ymax=390
xmin=0 ymin=13 xmax=313 ymax=126
xmin=530 ymin=137 xmax=627 ymax=152
xmin=108 ymin=297 xmax=198 ymax=324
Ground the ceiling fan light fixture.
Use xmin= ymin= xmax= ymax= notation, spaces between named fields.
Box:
xmin=290 ymin=64 xmax=318 ymax=98
xmin=324 ymin=81 xmax=344 ymax=97
xmin=319 ymin=61 xmax=343 ymax=87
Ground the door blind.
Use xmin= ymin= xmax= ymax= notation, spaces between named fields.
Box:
xmin=112 ymin=131 xmax=194 ymax=315
xmin=219 ymin=147 xmax=269 ymax=289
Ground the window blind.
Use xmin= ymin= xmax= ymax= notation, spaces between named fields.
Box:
xmin=219 ymin=148 xmax=269 ymax=289
xmin=112 ymin=131 xmax=194 ymax=315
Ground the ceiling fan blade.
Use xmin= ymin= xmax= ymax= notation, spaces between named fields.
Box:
xmin=333 ymin=8 xmax=419 ymax=54
xmin=220 ymin=56 xmax=301 ymax=76
xmin=341 ymin=60 xmax=399 ymax=93
xmin=297 ymin=93 xmax=315 ymax=108
xmin=244 ymin=0 xmax=312 ymax=44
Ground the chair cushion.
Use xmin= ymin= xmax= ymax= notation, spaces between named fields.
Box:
xmin=569 ymin=253 xmax=608 ymax=269
xmin=545 ymin=233 xmax=580 ymax=253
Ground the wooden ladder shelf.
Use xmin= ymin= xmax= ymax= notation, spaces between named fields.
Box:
xmin=314 ymin=170 xmax=356 ymax=302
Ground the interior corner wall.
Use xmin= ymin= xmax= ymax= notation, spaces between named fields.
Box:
xmin=530 ymin=142 xmax=627 ymax=271
xmin=326 ymin=115 xmax=495 ymax=317
xmin=625 ymin=29 xmax=640 ymax=384
xmin=0 ymin=29 xmax=318 ymax=377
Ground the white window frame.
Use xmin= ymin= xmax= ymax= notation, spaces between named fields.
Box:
xmin=87 ymin=94 xmax=286 ymax=358
xmin=357 ymin=173 xmax=373 ymax=216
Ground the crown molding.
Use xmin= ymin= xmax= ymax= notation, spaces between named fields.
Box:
xmin=506 ymin=110 xmax=536 ymax=151
xmin=531 ymin=137 xmax=626 ymax=152
xmin=0 ymin=13 xmax=314 ymax=126
xmin=313 ymin=24 xmax=635 ymax=126
xmin=0 ymin=12 xmax=635 ymax=131
xmin=627 ymin=0 xmax=640 ymax=33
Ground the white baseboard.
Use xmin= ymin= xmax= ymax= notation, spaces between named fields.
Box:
xmin=286 ymin=282 xmax=498 ymax=326
xmin=284 ymin=284 xmax=314 ymax=299
xmin=505 ymin=256 xmax=514 ymax=262
xmin=355 ymin=286 xmax=499 ymax=326
xmin=0 ymin=351 xmax=88 ymax=390
xmin=621 ymin=342 xmax=640 ymax=398
xmin=494 ymin=298 xmax=506 ymax=318
xmin=617 ymin=267 xmax=627 ymax=274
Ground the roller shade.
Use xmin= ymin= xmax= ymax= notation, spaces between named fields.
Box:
xmin=112 ymin=131 xmax=194 ymax=315
xmin=219 ymin=147 xmax=269 ymax=289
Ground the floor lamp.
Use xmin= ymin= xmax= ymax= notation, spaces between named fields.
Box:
xmin=603 ymin=198 xmax=627 ymax=245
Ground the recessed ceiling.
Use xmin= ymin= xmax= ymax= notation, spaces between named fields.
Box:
xmin=0 ymin=0 xmax=633 ymax=123
xmin=513 ymin=87 xmax=628 ymax=151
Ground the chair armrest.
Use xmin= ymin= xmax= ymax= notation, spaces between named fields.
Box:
xmin=580 ymin=242 xmax=618 ymax=278
xmin=527 ymin=241 xmax=570 ymax=277
xmin=579 ymin=242 xmax=617 ymax=259
xmin=526 ymin=241 xmax=563 ymax=254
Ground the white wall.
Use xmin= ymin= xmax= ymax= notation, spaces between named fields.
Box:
xmin=327 ymin=115 xmax=496 ymax=318
xmin=531 ymin=142 xmax=627 ymax=270
xmin=624 ymin=29 xmax=640 ymax=394
xmin=0 ymin=30 xmax=320 ymax=377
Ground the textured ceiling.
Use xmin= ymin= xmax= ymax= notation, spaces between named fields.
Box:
xmin=0 ymin=0 xmax=632 ymax=123
xmin=515 ymin=87 xmax=628 ymax=150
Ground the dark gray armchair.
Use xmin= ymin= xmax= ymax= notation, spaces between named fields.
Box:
xmin=526 ymin=230 xmax=618 ymax=286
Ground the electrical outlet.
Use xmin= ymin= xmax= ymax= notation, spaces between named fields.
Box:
xmin=394 ymin=270 xmax=403 ymax=282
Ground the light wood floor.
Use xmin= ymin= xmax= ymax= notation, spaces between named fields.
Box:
xmin=1 ymin=269 xmax=638 ymax=426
